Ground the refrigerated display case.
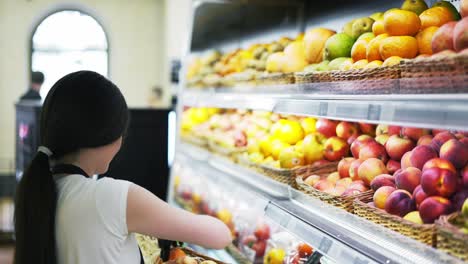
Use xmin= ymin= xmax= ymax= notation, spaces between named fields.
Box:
xmin=169 ymin=1 xmax=468 ymax=263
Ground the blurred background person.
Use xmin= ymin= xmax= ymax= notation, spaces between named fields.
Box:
xmin=20 ymin=71 xmax=44 ymax=101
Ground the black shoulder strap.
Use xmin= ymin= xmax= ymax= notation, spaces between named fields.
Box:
xmin=51 ymin=163 xmax=145 ymax=264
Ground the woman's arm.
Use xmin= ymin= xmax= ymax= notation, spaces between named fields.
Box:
xmin=126 ymin=184 xmax=232 ymax=249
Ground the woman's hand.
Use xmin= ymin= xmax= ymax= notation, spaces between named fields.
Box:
xmin=126 ymin=184 xmax=232 ymax=249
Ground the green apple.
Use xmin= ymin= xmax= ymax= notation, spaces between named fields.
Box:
xmin=343 ymin=19 xmax=356 ymax=37
xmin=323 ymin=33 xmax=355 ymax=60
xmin=401 ymin=0 xmax=428 ymax=15
xmin=351 ymin=17 xmax=375 ymax=39
xmin=328 ymin=57 xmax=353 ymax=70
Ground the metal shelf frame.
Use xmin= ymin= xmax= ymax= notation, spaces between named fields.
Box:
xmin=174 ymin=143 xmax=464 ymax=264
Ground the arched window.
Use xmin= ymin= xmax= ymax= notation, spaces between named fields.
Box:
xmin=31 ymin=10 xmax=109 ymax=98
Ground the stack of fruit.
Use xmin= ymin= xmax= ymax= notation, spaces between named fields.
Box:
xmin=368 ymin=129 xmax=468 ymax=224
xmin=240 ymin=222 xmax=272 ymax=261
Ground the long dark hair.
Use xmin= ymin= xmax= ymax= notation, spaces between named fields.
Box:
xmin=14 ymin=71 xmax=129 ymax=264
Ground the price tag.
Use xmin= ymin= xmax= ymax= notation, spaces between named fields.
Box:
xmin=318 ymin=236 xmax=332 ymax=254
xmin=353 ymin=257 xmax=369 ymax=264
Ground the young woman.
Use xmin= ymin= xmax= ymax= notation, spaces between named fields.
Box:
xmin=14 ymin=71 xmax=232 ymax=264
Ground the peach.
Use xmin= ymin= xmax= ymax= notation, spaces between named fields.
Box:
xmin=402 ymin=127 xmax=430 ymax=141
xmin=324 ymin=137 xmax=349 ymax=161
xmin=453 ymin=17 xmax=468 ymax=52
xmin=349 ymin=159 xmax=364 ymax=181
xmin=375 ymin=134 xmax=390 ymax=145
xmin=432 ymin=22 xmax=456 ymax=53
xmin=359 ymin=141 xmax=389 ymax=163
xmin=421 ymin=167 xmax=458 ymax=197
xmin=401 ymin=151 xmax=414 ymax=169
xmin=374 ymin=186 xmax=397 ymax=209
xmin=304 ymin=175 xmax=321 ymax=186
xmin=370 ymin=174 xmax=395 ymax=191
xmin=313 ymin=179 xmax=334 ymax=191
xmin=336 ymin=121 xmax=360 ymax=140
xmin=385 ymin=135 xmax=415 ymax=161
xmin=417 ymin=135 xmax=433 ymax=146
xmin=358 ymin=123 xmax=376 ymax=137
xmin=386 ymin=160 xmax=401 ymax=174
xmin=422 ymin=158 xmax=456 ymax=173
xmin=413 ymin=185 xmax=428 ymax=208
xmin=358 ymin=158 xmax=388 ymax=186
xmin=336 ymin=177 xmax=353 ymax=188
xmin=388 ymin=126 xmax=402 ymax=136
xmin=338 ymin=157 xmax=356 ymax=178
xmin=348 ymin=180 xmax=368 ymax=192
xmin=410 ymin=145 xmax=438 ymax=170
xmin=439 ymin=139 xmax=468 ymax=169
xmin=395 ymin=167 xmax=422 ymax=193
xmin=463 ymin=165 xmax=468 ymax=187
xmin=316 ymin=118 xmax=337 ymax=138
xmin=419 ymin=196 xmax=453 ymax=223
xmin=384 ymin=190 xmax=416 ymax=217
xmin=375 ymin=124 xmax=388 ymax=136
xmin=430 ymin=131 xmax=457 ymax=153
xmin=432 ymin=129 xmax=448 ymax=136
xmin=342 ymin=188 xmax=363 ymax=197
xmin=350 ymin=135 xmax=374 ymax=158
xmin=327 ymin=172 xmax=340 ymax=184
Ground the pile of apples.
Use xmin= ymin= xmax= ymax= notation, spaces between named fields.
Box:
xmin=367 ymin=128 xmax=468 ymax=224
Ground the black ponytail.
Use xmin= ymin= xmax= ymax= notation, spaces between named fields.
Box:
xmin=14 ymin=71 xmax=129 ymax=264
xmin=14 ymin=152 xmax=57 ymax=264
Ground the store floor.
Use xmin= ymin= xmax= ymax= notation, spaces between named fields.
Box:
xmin=0 ymin=244 xmax=14 ymax=264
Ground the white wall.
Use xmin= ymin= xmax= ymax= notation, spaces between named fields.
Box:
xmin=0 ymin=0 xmax=166 ymax=173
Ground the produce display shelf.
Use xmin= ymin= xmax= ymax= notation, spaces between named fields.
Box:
xmin=177 ymin=143 xmax=465 ymax=264
xmin=181 ymin=81 xmax=468 ymax=131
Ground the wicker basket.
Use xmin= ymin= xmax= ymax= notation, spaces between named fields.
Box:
xmin=353 ymin=196 xmax=436 ymax=246
xmin=225 ymin=244 xmax=252 ymax=264
xmin=256 ymin=72 xmax=295 ymax=85
xmin=399 ymin=54 xmax=468 ymax=93
xmin=296 ymin=176 xmax=373 ymax=212
xmin=294 ymin=71 xmax=333 ymax=84
xmin=436 ymin=213 xmax=468 ymax=261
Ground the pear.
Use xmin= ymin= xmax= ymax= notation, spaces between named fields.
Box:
xmin=351 ymin=17 xmax=375 ymax=39
xmin=401 ymin=0 xmax=428 ymax=15
xmin=328 ymin=57 xmax=353 ymax=71
xmin=316 ymin=60 xmax=331 ymax=71
xmin=370 ymin=12 xmax=384 ymax=21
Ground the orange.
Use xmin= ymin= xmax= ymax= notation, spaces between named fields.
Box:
xmin=379 ymin=36 xmax=419 ymax=60
xmin=351 ymin=38 xmax=372 ymax=61
xmin=382 ymin=56 xmax=402 ymax=67
xmin=365 ymin=60 xmax=383 ymax=68
xmin=419 ymin=7 xmax=455 ymax=29
xmin=372 ymin=20 xmax=386 ymax=35
xmin=366 ymin=33 xmax=389 ymax=61
xmin=384 ymin=9 xmax=421 ymax=36
xmin=416 ymin=26 xmax=439 ymax=55
xmin=352 ymin=59 xmax=369 ymax=69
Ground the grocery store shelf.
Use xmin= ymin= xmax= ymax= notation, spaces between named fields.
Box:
xmin=177 ymin=143 xmax=464 ymax=264
xmin=181 ymin=80 xmax=468 ymax=131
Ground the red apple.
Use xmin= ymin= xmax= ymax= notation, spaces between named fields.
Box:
xmin=358 ymin=123 xmax=376 ymax=137
xmin=370 ymin=174 xmax=396 ymax=191
xmin=439 ymin=139 xmax=468 ymax=169
xmin=358 ymin=158 xmax=388 ymax=186
xmin=432 ymin=129 xmax=447 ymax=136
xmin=401 ymin=151 xmax=414 ymax=169
xmin=386 ymin=160 xmax=401 ymax=174
xmin=419 ymin=196 xmax=453 ymax=223
xmin=347 ymin=135 xmax=359 ymax=145
xmin=234 ymin=130 xmax=248 ymax=147
xmin=385 ymin=135 xmax=415 ymax=161
xmin=359 ymin=141 xmax=389 ymax=163
xmin=395 ymin=167 xmax=422 ymax=193
xmin=388 ymin=126 xmax=402 ymax=136
xmin=375 ymin=134 xmax=390 ymax=145
xmin=384 ymin=190 xmax=416 ymax=217
xmin=461 ymin=137 xmax=468 ymax=147
xmin=402 ymin=127 xmax=430 ymax=141
xmin=336 ymin=121 xmax=360 ymax=140
xmin=324 ymin=137 xmax=349 ymax=161
xmin=421 ymin=167 xmax=458 ymax=197
xmin=422 ymin=158 xmax=457 ymax=173
xmin=297 ymin=243 xmax=313 ymax=258
xmin=431 ymin=131 xmax=457 ymax=153
xmin=410 ymin=145 xmax=438 ymax=170
xmin=338 ymin=157 xmax=356 ymax=178
xmin=316 ymin=118 xmax=338 ymax=138
xmin=254 ymin=223 xmax=270 ymax=240
xmin=349 ymin=159 xmax=364 ymax=181
xmin=313 ymin=179 xmax=334 ymax=191
xmin=454 ymin=17 xmax=468 ymax=52
xmin=432 ymin=22 xmax=457 ymax=53
xmin=413 ymin=185 xmax=428 ymax=208
xmin=252 ymin=240 xmax=267 ymax=257
xmin=417 ymin=135 xmax=433 ymax=146
xmin=376 ymin=124 xmax=388 ymax=136
xmin=350 ymin=135 xmax=374 ymax=158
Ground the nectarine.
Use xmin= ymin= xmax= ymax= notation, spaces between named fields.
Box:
xmin=384 ymin=190 xmax=416 ymax=217
xmin=410 ymin=145 xmax=438 ymax=170
xmin=421 ymin=167 xmax=458 ymax=197
xmin=419 ymin=196 xmax=453 ymax=223
xmin=395 ymin=167 xmax=422 ymax=193
xmin=439 ymin=139 xmax=468 ymax=169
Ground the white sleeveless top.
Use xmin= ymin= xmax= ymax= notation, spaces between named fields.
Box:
xmin=55 ymin=175 xmax=141 ymax=264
